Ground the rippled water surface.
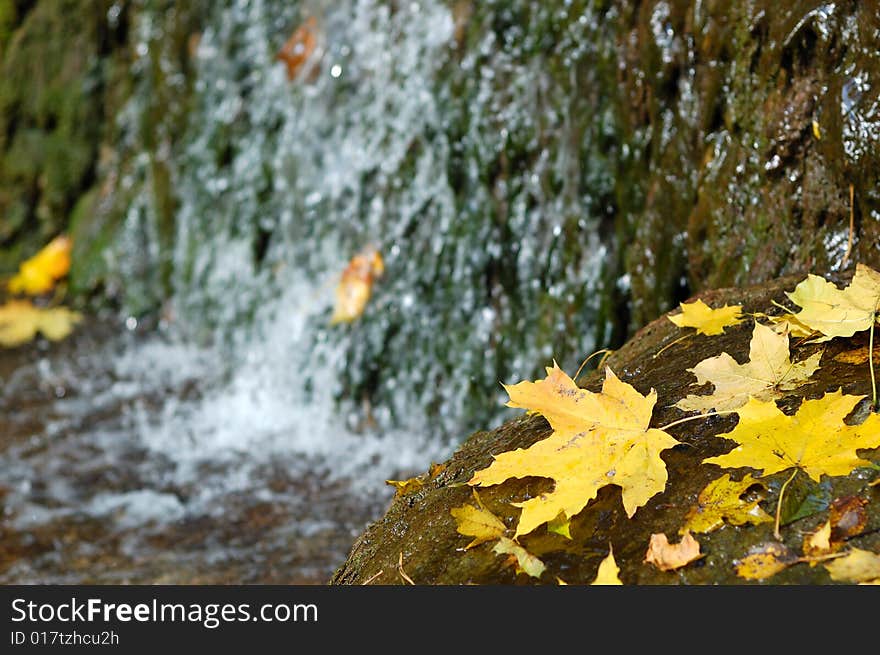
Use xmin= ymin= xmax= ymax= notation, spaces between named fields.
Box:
xmin=0 ymin=320 xmax=449 ymax=583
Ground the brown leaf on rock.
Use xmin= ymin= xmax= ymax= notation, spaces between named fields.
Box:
xmin=833 ymin=346 xmax=880 ymax=365
xmin=644 ymin=531 xmax=703 ymax=572
xmin=829 ymin=496 xmax=868 ymax=542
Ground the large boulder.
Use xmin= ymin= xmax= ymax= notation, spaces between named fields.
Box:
xmin=330 ymin=271 xmax=880 ymax=584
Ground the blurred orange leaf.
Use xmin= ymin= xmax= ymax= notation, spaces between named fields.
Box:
xmin=330 ymin=248 xmax=384 ymax=325
xmin=277 ymin=17 xmax=319 ymax=81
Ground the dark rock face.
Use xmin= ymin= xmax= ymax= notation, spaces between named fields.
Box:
xmin=330 ymin=273 xmax=880 ymax=584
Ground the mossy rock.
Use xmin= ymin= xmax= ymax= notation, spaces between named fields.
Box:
xmin=331 ymin=271 xmax=880 ymax=584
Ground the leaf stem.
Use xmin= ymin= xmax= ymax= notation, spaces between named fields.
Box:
xmin=657 ymin=410 xmax=739 ymax=431
xmin=870 ymin=317 xmax=877 ymax=412
xmin=653 ymin=333 xmax=693 ymax=359
xmin=573 ymin=349 xmax=614 ymax=383
xmin=774 ymin=469 xmax=799 ymax=540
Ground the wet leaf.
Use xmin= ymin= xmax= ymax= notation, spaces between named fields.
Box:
xmin=667 ymin=299 xmax=743 ymax=335
xmin=680 ymin=473 xmax=772 ymax=534
xmin=778 ymin=473 xmax=831 ymax=526
xmin=0 ymin=300 xmax=82 ymax=347
xmin=828 ymin=495 xmax=868 ymax=541
xmin=824 ymin=548 xmax=880 ymax=584
xmin=7 ymin=235 xmax=72 ymax=296
xmin=330 ymin=248 xmax=384 ymax=325
xmin=703 ymin=392 xmax=880 ymax=482
xmin=674 ymin=322 xmax=821 ymax=413
xmin=469 ymin=363 xmax=679 ymax=536
xmin=592 ymin=545 xmax=623 ymax=585
xmin=493 ymin=537 xmax=545 ymax=578
xmin=644 ymin=531 xmax=703 ymax=572
xmin=786 ymin=264 xmax=880 ymax=339
xmin=450 ymin=489 xmax=507 ymax=550
xmin=734 ymin=542 xmax=798 ymax=580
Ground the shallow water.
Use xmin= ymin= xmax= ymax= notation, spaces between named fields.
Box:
xmin=0 ymin=319 xmax=450 ymax=584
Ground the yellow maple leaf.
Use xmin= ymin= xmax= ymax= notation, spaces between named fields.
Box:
xmin=0 ymin=300 xmax=82 ymax=347
xmin=7 ymin=235 xmax=72 ymax=296
xmin=385 ymin=477 xmax=424 ymax=496
xmin=469 ymin=363 xmax=680 ymax=537
xmin=734 ymin=542 xmax=797 ymax=580
xmin=703 ymin=391 xmax=880 ymax=481
xmin=680 ymin=473 xmax=772 ymax=534
xmin=786 ymin=264 xmax=880 ymax=338
xmin=667 ymin=299 xmax=744 ymax=335
xmin=674 ymin=322 xmax=822 ymax=413
xmin=644 ymin=531 xmax=703 ymax=571
xmin=450 ymin=489 xmax=507 ymax=549
xmin=824 ymin=548 xmax=880 ymax=584
xmin=492 ymin=537 xmax=546 ymax=578
xmin=591 ymin=545 xmax=623 ymax=585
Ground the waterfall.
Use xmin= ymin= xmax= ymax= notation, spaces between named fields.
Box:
xmin=108 ymin=0 xmax=612 ymax=460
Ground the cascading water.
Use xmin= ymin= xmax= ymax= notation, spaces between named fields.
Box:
xmin=2 ymin=0 xmax=621 ymax=582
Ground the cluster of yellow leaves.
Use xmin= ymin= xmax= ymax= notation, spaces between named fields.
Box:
xmin=447 ymin=264 xmax=880 ymax=584
xmin=1 ymin=235 xmax=81 ymax=348
xmin=734 ymin=495 xmax=870 ymax=581
xmin=0 ymin=301 xmax=81 ymax=347
xmin=450 ymin=489 xmax=545 ymax=578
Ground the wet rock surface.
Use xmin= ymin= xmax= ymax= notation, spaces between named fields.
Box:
xmin=331 ymin=273 xmax=880 ymax=584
